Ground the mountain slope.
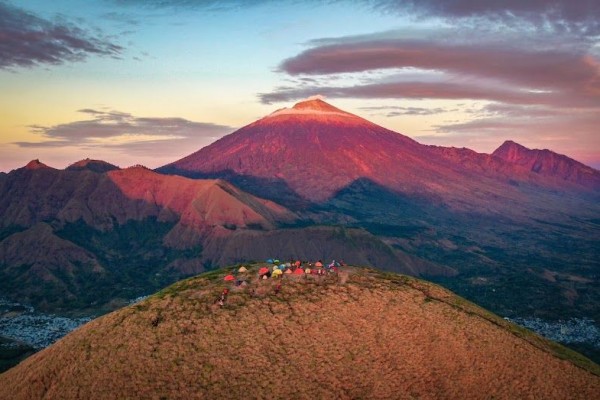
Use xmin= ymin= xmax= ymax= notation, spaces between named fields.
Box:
xmin=1 ymin=161 xmax=440 ymax=311
xmin=0 ymin=266 xmax=597 ymax=399
xmin=493 ymin=140 xmax=600 ymax=188
xmin=0 ymin=162 xmax=295 ymax=311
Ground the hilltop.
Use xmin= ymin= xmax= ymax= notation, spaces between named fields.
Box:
xmin=1 ymin=265 xmax=598 ymax=399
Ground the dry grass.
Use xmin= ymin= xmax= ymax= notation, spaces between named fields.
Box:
xmin=0 ymin=265 xmax=598 ymax=399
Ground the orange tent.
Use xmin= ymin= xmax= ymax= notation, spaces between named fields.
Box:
xmin=315 ymin=261 xmax=323 ymax=267
xmin=224 ymin=275 xmax=235 ymax=281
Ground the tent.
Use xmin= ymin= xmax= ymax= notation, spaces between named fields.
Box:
xmin=266 ymin=259 xmax=274 ymax=264
xmin=224 ymin=275 xmax=235 ymax=281
xmin=284 ymin=269 xmax=293 ymax=274
xmin=258 ymin=267 xmax=269 ymax=275
xmin=238 ymin=266 xmax=248 ymax=273
xmin=293 ymin=268 xmax=304 ymax=275
xmin=272 ymin=269 xmax=283 ymax=277
xmin=315 ymin=261 xmax=323 ymax=268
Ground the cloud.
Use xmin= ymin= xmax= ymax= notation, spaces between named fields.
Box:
xmin=359 ymin=105 xmax=450 ymax=116
xmin=259 ymin=79 xmax=598 ymax=108
xmin=0 ymin=3 xmax=123 ymax=70
xmin=371 ymin=0 xmax=600 ymax=36
xmin=259 ymin=13 xmax=600 ymax=123
xmin=281 ymin=38 xmax=598 ymax=90
xmin=111 ymin=0 xmax=272 ymax=11
xmin=16 ymin=109 xmax=233 ymax=157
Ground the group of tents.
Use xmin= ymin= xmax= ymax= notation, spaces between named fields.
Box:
xmin=216 ymin=260 xmax=345 ymax=306
xmin=223 ymin=259 xmax=344 ymax=282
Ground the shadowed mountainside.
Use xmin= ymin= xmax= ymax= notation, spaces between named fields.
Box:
xmin=0 ymin=266 xmax=597 ymax=399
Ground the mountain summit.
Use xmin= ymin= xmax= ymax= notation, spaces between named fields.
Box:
xmin=265 ymin=97 xmax=360 ymax=120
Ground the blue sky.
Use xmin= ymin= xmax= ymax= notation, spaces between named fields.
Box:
xmin=1 ymin=0 xmax=599 ymax=170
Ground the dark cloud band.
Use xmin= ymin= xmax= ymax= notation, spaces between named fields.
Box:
xmin=0 ymin=3 xmax=123 ymax=70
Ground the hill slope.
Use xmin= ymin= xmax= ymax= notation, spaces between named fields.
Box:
xmin=0 ymin=162 xmax=294 ymax=311
xmin=1 ymin=266 xmax=597 ymax=399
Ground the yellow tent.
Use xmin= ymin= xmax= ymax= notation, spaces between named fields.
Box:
xmin=238 ymin=266 xmax=248 ymax=273
xmin=272 ymin=269 xmax=283 ymax=277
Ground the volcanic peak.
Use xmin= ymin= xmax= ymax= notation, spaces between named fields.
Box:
xmin=265 ymin=97 xmax=361 ymax=121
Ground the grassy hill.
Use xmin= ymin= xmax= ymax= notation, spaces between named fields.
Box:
xmin=0 ymin=265 xmax=598 ymax=399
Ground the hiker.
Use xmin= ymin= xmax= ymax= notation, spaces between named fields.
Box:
xmin=217 ymin=288 xmax=229 ymax=306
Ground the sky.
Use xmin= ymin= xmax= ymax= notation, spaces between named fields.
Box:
xmin=1 ymin=0 xmax=599 ymax=171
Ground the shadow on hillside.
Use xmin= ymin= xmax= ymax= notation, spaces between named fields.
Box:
xmin=157 ymin=167 xmax=312 ymax=210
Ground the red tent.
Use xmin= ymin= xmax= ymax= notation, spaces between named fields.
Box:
xmin=224 ymin=275 xmax=235 ymax=281
xmin=294 ymin=268 xmax=305 ymax=275
xmin=258 ymin=267 xmax=269 ymax=275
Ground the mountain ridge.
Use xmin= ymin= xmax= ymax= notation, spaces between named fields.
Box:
xmin=493 ymin=140 xmax=600 ymax=188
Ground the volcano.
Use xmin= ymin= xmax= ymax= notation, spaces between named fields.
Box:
xmin=160 ymin=98 xmax=599 ymax=213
